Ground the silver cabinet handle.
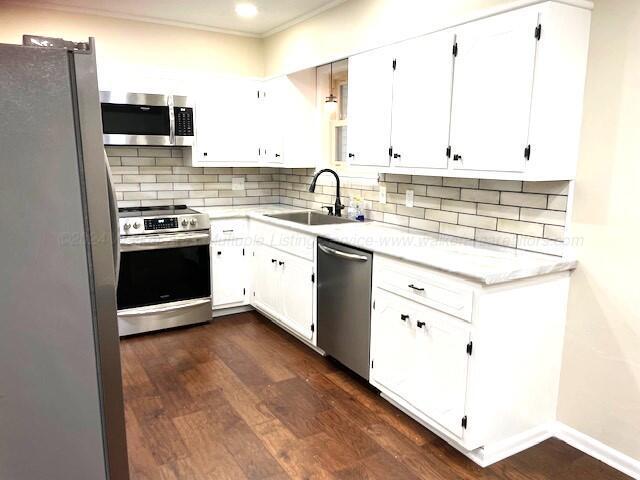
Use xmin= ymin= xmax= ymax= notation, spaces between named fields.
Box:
xmin=222 ymin=229 xmax=234 ymax=233
xmin=319 ymin=244 xmax=368 ymax=262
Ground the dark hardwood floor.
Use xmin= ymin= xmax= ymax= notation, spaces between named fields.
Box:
xmin=120 ymin=311 xmax=629 ymax=479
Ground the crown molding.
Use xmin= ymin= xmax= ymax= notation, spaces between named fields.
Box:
xmin=5 ymin=0 xmax=351 ymax=39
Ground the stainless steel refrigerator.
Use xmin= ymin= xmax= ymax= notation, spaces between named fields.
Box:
xmin=0 ymin=36 xmax=129 ymax=479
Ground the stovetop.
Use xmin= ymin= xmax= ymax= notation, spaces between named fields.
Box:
xmin=118 ymin=205 xmax=200 ymax=219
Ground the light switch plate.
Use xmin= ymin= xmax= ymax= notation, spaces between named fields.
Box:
xmin=232 ymin=177 xmax=245 ymax=191
xmin=379 ymin=185 xmax=387 ymax=204
xmin=405 ymin=189 xmax=414 ymax=208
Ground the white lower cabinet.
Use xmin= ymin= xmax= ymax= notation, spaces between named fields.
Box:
xmin=252 ymin=242 xmax=315 ymax=342
xmin=372 ymin=288 xmax=471 ymax=439
xmin=210 ymin=242 xmax=249 ymax=309
xmin=371 ymin=254 xmax=571 ymax=465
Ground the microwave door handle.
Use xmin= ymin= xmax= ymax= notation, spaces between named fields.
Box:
xmin=168 ymin=95 xmax=175 ymax=145
xmin=104 ymin=151 xmax=121 ymax=286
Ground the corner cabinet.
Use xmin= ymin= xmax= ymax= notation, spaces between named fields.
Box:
xmin=370 ymin=254 xmax=571 ymax=466
xmin=347 ymin=1 xmax=592 ymax=180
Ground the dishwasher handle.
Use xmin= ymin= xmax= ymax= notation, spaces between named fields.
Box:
xmin=319 ymin=243 xmax=369 ymax=262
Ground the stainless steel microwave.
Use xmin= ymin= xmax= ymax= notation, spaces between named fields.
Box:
xmin=99 ymin=91 xmax=194 ymax=146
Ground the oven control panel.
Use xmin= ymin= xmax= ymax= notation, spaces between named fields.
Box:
xmin=119 ymin=214 xmax=210 ymax=236
xmin=144 ymin=217 xmax=178 ymax=231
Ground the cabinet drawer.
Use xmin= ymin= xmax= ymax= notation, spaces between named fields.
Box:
xmin=375 ymin=257 xmax=474 ymax=322
xmin=251 ymin=220 xmax=315 ymax=261
xmin=210 ymin=218 xmax=249 ymax=241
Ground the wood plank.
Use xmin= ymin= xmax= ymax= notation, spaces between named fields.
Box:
xmin=120 ymin=312 xmax=632 ymax=480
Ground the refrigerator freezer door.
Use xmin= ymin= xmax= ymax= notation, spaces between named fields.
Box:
xmin=0 ymin=40 xmax=128 ymax=479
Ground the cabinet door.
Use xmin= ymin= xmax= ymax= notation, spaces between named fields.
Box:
xmin=194 ymin=77 xmax=260 ymax=164
xmin=260 ymin=77 xmax=286 ymax=166
xmin=211 ymin=243 xmax=247 ymax=308
xmin=347 ymin=47 xmax=394 ymax=166
xmin=391 ymin=31 xmax=455 ymax=169
xmin=413 ymin=305 xmax=471 ymax=438
xmin=371 ymin=289 xmax=416 ymax=403
xmin=252 ymin=244 xmax=282 ymax=317
xmin=279 ymin=251 xmax=314 ymax=341
xmin=449 ymin=7 xmax=539 ymax=172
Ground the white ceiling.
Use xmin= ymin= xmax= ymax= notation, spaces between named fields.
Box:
xmin=12 ymin=0 xmax=347 ymax=36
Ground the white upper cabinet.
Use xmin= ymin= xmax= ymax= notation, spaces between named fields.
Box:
xmin=189 ymin=77 xmax=260 ymax=166
xmin=449 ymin=8 xmax=539 ymax=173
xmin=257 ymin=72 xmax=319 ymax=168
xmin=347 ymin=46 xmax=394 ymax=166
xmin=346 ymin=1 xmax=591 ymax=180
xmin=391 ymin=31 xmax=455 ymax=169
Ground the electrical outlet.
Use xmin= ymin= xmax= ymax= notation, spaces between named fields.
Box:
xmin=364 ymin=200 xmax=373 ymax=210
xmin=405 ymin=189 xmax=414 ymax=208
xmin=232 ymin=177 xmax=245 ymax=191
xmin=379 ymin=185 xmax=387 ymax=204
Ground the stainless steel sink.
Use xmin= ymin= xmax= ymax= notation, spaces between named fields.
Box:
xmin=266 ymin=211 xmax=356 ymax=226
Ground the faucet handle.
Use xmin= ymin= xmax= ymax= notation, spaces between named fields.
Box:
xmin=323 ymin=206 xmax=334 ymax=216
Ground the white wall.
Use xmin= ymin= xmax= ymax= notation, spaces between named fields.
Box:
xmin=0 ymin=3 xmax=264 ymax=88
xmin=557 ymin=0 xmax=640 ymax=462
xmin=263 ymin=0 xmax=512 ymax=76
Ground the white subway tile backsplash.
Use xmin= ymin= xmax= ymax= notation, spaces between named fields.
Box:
xmin=475 ymin=229 xmax=517 ymax=248
xmin=458 ymin=214 xmax=497 ymax=230
xmin=523 ymin=181 xmax=570 ymax=195
xmin=479 ymin=179 xmax=522 ymax=192
xmin=520 ymin=208 xmax=566 ymax=226
xmin=500 ymin=192 xmax=547 ymax=209
xmin=426 ymin=186 xmax=461 ymax=200
xmin=440 ymin=223 xmax=475 ymax=240
xmin=497 ymin=219 xmax=545 ymax=237
xmin=460 ymin=189 xmax=500 ymax=204
xmin=477 ymin=203 xmax=520 ymax=220
xmin=383 ymin=213 xmax=410 ymax=227
xmin=111 ymin=148 xmax=568 ymax=255
xmin=409 ymin=218 xmax=439 ymax=233
xmin=441 ymin=199 xmax=476 ymax=214
xmin=548 ymin=195 xmax=568 ymax=211
xmin=425 ymin=208 xmax=458 ymax=224
xmin=443 ymin=177 xmax=479 ymax=188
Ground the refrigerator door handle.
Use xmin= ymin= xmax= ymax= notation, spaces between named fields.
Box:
xmin=104 ymin=151 xmax=121 ymax=285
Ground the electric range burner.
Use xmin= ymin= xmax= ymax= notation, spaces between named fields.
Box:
xmin=117 ymin=204 xmax=210 ymax=236
xmin=118 ymin=204 xmax=200 ymax=218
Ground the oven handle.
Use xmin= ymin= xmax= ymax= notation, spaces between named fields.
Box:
xmin=120 ymin=231 xmax=210 ymax=252
xmin=118 ymin=297 xmax=211 ymax=317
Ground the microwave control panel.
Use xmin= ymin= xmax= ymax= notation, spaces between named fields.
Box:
xmin=174 ymin=107 xmax=194 ymax=136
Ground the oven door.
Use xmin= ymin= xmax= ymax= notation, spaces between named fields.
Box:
xmin=117 ymin=231 xmax=211 ymax=310
xmin=100 ymin=92 xmax=172 ymax=146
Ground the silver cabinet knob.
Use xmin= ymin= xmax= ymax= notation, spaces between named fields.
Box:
xmin=190 ymin=218 xmax=197 ymax=226
xmin=181 ymin=219 xmax=188 ymax=227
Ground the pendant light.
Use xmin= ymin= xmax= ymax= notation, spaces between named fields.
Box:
xmin=325 ymin=62 xmax=338 ymax=113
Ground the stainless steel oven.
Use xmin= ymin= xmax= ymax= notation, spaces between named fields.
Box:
xmin=100 ymin=92 xmax=194 ymax=146
xmin=116 ymin=206 xmax=211 ymax=336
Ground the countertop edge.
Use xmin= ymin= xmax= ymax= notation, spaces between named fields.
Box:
xmin=198 ymin=206 xmax=577 ymax=286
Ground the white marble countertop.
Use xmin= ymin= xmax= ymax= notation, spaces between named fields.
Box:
xmin=197 ymin=205 xmax=576 ymax=285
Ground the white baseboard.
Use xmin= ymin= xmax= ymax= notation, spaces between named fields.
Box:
xmin=554 ymin=422 xmax=640 ymax=479
xmin=473 ymin=423 xmax=555 ymax=467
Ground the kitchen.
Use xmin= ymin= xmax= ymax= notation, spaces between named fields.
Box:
xmin=1 ymin=0 xmax=639 ymax=479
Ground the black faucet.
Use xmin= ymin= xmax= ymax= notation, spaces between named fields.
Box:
xmin=308 ymin=168 xmax=344 ymax=217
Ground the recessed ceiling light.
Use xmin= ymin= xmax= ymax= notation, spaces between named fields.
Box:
xmin=235 ymin=3 xmax=258 ymax=18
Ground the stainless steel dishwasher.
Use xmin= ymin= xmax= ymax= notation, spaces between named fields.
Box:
xmin=317 ymin=238 xmax=373 ymax=379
